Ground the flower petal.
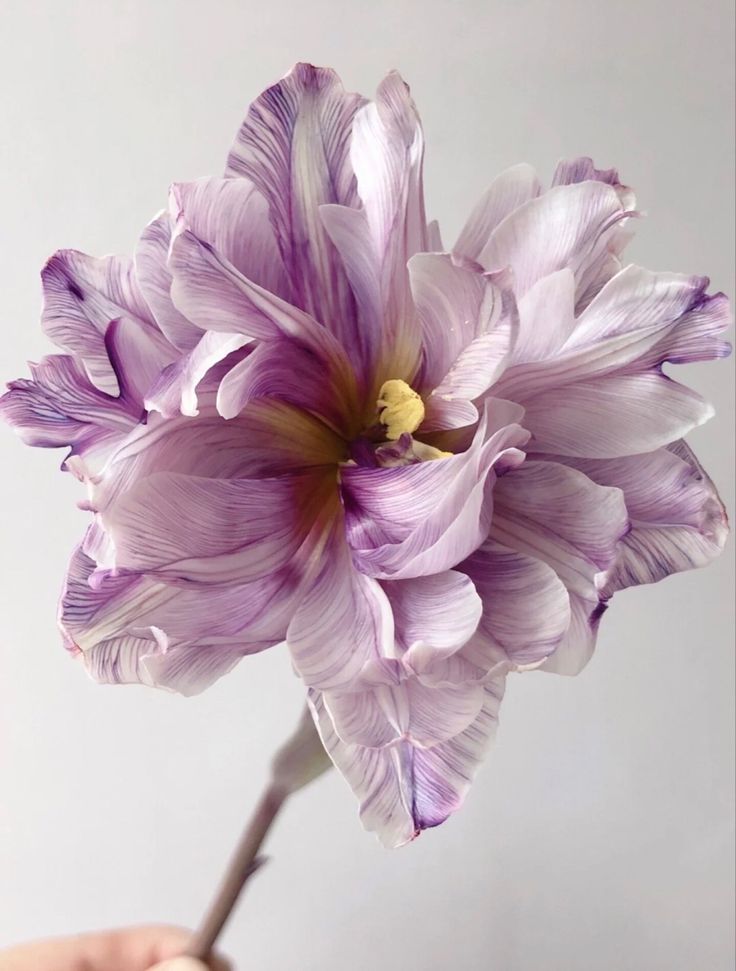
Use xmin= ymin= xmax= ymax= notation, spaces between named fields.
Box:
xmin=479 ymin=181 xmax=630 ymax=300
xmin=565 ymin=441 xmax=729 ymax=596
xmin=310 ymin=677 xmax=505 ymax=847
xmin=101 ymin=469 xmax=337 ymax=584
xmin=409 ymin=253 xmax=518 ymax=394
xmin=135 ymin=213 xmax=203 ymax=352
xmin=460 ymin=539 xmax=571 ymax=670
xmin=287 ymin=524 xmax=394 ymax=691
xmin=225 ymin=63 xmax=364 ymax=333
xmin=342 ymin=402 xmax=529 ymax=579
xmin=383 ymin=570 xmax=482 ymax=656
xmin=169 ymin=178 xmax=288 ymax=298
xmin=454 ymin=163 xmax=541 ymax=262
xmin=0 ymin=355 xmax=136 ymax=468
xmin=490 ymin=460 xmax=629 ymax=675
xmin=41 ymin=250 xmax=156 ymax=395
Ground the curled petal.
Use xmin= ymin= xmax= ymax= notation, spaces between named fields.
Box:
xmin=565 ymin=441 xmax=729 ymax=596
xmin=454 ymin=163 xmax=542 ymax=262
xmin=169 ymin=178 xmax=288 ymax=298
xmin=479 ymin=181 xmax=631 ymax=300
xmin=383 ymin=570 xmax=482 ymax=656
xmin=490 ymin=460 xmax=629 ymax=674
xmin=310 ymin=677 xmax=505 ymax=847
xmin=342 ymin=402 xmax=529 ymax=579
xmin=41 ymin=250 xmax=156 ymax=395
xmin=460 ymin=539 xmax=571 ymax=671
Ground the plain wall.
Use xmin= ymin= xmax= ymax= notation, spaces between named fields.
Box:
xmin=0 ymin=2 xmax=733 ymax=969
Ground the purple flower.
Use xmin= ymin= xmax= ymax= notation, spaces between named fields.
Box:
xmin=1 ymin=65 xmax=730 ymax=848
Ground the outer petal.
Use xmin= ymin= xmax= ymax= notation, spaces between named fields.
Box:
xmin=310 ymin=677 xmax=505 ymax=847
xmin=565 ymin=441 xmax=729 ymax=596
xmin=135 ymin=213 xmax=203 ymax=352
xmin=454 ymin=163 xmax=542 ymax=262
xmin=100 ymin=468 xmax=337 ymax=584
xmin=490 ymin=460 xmax=629 ymax=675
xmin=478 ymin=181 xmax=631 ymax=300
xmin=341 ymin=402 xmax=529 ymax=579
xmin=60 ymin=544 xmax=292 ymax=694
xmin=0 ymin=355 xmax=137 ymax=469
xmin=225 ymin=63 xmax=364 ymax=336
xmin=41 ymin=250 xmax=157 ymax=395
xmin=495 ymin=267 xmax=728 ymax=458
xmin=169 ymin=178 xmax=288 ymax=298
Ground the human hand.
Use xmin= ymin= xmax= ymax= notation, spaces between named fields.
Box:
xmin=0 ymin=925 xmax=232 ymax=971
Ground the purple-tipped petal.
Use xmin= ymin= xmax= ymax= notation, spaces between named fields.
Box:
xmin=0 ymin=355 xmax=138 ymax=472
xmin=310 ymin=677 xmax=505 ymax=847
xmin=565 ymin=441 xmax=729 ymax=596
xmin=41 ymin=250 xmax=157 ymax=395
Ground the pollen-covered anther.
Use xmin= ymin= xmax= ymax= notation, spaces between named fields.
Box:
xmin=376 ymin=379 xmax=425 ymax=440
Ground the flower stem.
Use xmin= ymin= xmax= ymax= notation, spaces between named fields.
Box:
xmin=184 ymin=705 xmax=332 ymax=960
xmin=184 ymin=783 xmax=286 ymax=960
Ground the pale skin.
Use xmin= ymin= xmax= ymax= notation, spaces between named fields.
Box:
xmin=0 ymin=926 xmax=231 ymax=971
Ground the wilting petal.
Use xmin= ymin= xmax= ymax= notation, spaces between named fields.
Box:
xmin=409 ymin=253 xmax=517 ymax=393
xmin=479 ymin=182 xmax=630 ymax=299
xmin=565 ymin=441 xmax=728 ymax=596
xmin=490 ymin=460 xmax=629 ymax=675
xmin=135 ymin=214 xmax=203 ymax=352
xmin=342 ymin=403 xmax=529 ymax=579
xmin=552 ymin=156 xmax=635 ymax=208
xmin=310 ymin=677 xmax=505 ymax=847
xmin=460 ymin=539 xmax=571 ymax=671
xmin=225 ymin=63 xmax=364 ymax=334
xmin=287 ymin=523 xmax=394 ymax=691
xmin=41 ymin=250 xmax=156 ymax=395
xmin=169 ymin=178 xmax=288 ymax=298
xmin=454 ymin=163 xmax=542 ymax=262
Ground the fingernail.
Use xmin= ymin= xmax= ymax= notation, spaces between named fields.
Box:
xmin=149 ymin=957 xmax=209 ymax=971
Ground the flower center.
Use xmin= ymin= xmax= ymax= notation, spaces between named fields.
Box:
xmin=376 ymin=379 xmax=425 ymax=441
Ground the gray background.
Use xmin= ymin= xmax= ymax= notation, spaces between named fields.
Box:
xmin=0 ymin=1 xmax=733 ymax=969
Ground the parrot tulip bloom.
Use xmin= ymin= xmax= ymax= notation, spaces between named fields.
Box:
xmin=1 ymin=64 xmax=729 ymax=848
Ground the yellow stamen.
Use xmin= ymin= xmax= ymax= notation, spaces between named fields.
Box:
xmin=376 ymin=379 xmax=425 ymax=440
